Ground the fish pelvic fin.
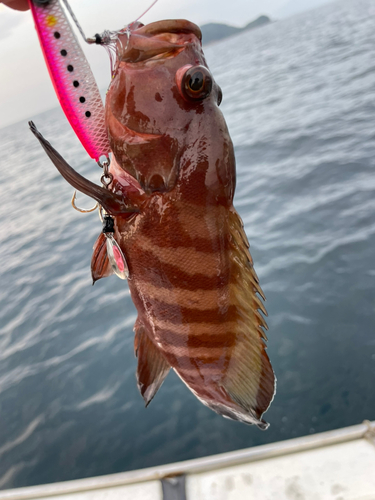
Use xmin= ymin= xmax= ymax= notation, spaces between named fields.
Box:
xmin=91 ymin=233 xmax=114 ymax=284
xmin=134 ymin=319 xmax=170 ymax=407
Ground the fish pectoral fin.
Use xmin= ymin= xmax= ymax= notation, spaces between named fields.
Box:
xmin=91 ymin=233 xmax=114 ymax=284
xmin=134 ymin=321 xmax=170 ymax=407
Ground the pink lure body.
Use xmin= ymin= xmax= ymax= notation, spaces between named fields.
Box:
xmin=29 ymin=0 xmax=110 ymax=161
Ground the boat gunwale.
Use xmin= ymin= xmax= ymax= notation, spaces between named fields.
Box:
xmin=0 ymin=420 xmax=374 ymax=500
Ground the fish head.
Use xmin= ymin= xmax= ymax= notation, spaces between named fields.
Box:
xmin=106 ymin=20 xmax=235 ymax=200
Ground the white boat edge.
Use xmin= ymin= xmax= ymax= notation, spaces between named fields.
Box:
xmin=0 ymin=419 xmax=374 ymax=499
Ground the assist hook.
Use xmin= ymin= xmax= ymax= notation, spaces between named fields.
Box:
xmin=71 ymin=191 xmax=99 ymax=213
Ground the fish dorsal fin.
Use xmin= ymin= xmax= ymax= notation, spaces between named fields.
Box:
xmin=91 ymin=233 xmax=114 ymax=284
xmin=134 ymin=319 xmax=170 ymax=406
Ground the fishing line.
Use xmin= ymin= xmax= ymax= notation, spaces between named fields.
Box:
xmin=60 ymin=0 xmax=88 ymax=41
xmin=60 ymin=0 xmax=159 ymax=75
xmin=133 ymin=0 xmax=159 ymax=24
xmin=121 ymin=0 xmax=159 ymax=52
xmin=60 ymin=0 xmax=160 ymax=45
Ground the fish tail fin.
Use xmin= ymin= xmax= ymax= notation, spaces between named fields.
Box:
xmin=183 ymin=346 xmax=275 ymax=429
xmin=221 ymin=348 xmax=275 ymax=429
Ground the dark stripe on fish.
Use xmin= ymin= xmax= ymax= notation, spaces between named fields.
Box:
xmin=149 ymin=299 xmax=238 ymax=325
xmin=132 ymin=247 xmax=230 ymax=291
xmin=159 ymin=329 xmax=237 ymax=349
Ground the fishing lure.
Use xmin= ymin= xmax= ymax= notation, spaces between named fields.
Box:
xmin=28 ymin=0 xmax=110 ymax=161
xmin=101 ymin=208 xmax=129 ymax=280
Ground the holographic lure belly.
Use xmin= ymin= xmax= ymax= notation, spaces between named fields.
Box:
xmin=28 ymin=0 xmax=110 ymax=161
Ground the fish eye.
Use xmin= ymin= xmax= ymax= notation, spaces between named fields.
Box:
xmin=181 ymin=65 xmax=213 ymax=101
xmin=189 ymin=71 xmax=204 ymax=91
xmin=217 ymin=87 xmax=223 ymax=106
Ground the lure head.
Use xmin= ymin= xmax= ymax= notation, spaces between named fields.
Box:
xmin=105 ymin=20 xmax=235 ymax=204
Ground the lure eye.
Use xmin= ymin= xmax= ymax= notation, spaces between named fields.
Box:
xmin=180 ymin=65 xmax=213 ymax=101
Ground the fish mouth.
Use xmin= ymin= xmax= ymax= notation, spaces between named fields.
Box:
xmin=117 ymin=19 xmax=202 ymax=63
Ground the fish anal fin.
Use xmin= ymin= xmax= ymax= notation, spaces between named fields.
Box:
xmin=134 ymin=320 xmax=170 ymax=407
xmin=91 ymin=233 xmax=113 ymax=284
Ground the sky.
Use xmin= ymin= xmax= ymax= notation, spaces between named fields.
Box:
xmin=0 ymin=0 xmax=333 ymax=128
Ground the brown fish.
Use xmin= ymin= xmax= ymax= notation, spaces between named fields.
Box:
xmin=31 ymin=19 xmax=275 ymax=428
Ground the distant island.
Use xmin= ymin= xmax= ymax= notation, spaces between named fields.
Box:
xmin=201 ymin=15 xmax=271 ymax=45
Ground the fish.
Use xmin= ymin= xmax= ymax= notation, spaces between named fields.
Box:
xmin=30 ymin=19 xmax=275 ymax=429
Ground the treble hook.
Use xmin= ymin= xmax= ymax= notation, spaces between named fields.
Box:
xmin=71 ymin=191 xmax=99 ymax=213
